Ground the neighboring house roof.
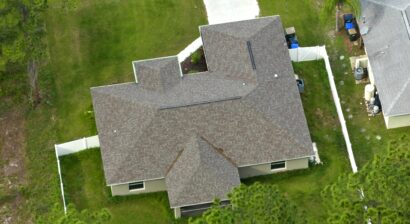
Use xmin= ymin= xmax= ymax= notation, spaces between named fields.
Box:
xmin=91 ymin=16 xmax=313 ymax=187
xmin=359 ymin=0 xmax=410 ymax=116
xmin=165 ymin=135 xmax=240 ymax=208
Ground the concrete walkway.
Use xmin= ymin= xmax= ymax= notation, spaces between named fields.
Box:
xmin=203 ymin=0 xmax=260 ymax=24
xmin=178 ymin=0 xmax=260 ymax=62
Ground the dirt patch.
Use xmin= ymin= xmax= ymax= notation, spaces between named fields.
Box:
xmin=180 ymin=47 xmax=208 ymax=75
xmin=315 ymin=107 xmax=338 ymax=128
xmin=0 ymin=108 xmax=28 ymax=223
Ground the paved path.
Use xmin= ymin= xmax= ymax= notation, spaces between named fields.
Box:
xmin=178 ymin=0 xmax=260 ymax=62
xmin=203 ymin=0 xmax=260 ymax=24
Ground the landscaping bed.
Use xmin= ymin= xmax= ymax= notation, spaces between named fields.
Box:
xmin=180 ymin=47 xmax=208 ymax=74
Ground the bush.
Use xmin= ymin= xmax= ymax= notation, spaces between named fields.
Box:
xmin=190 ymin=51 xmax=202 ymax=65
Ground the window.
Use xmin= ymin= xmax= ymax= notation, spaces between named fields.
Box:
xmin=129 ymin=181 xmax=144 ymax=191
xmin=271 ymin=161 xmax=286 ymax=170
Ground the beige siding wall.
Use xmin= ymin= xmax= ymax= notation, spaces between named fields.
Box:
xmin=287 ymin=157 xmax=310 ymax=170
xmin=367 ymin=60 xmax=375 ymax=85
xmin=238 ymin=157 xmax=309 ymax=179
xmin=111 ymin=178 xmax=166 ymax=196
xmin=385 ymin=114 xmax=410 ymax=129
xmin=174 ymin=207 xmax=181 ymax=218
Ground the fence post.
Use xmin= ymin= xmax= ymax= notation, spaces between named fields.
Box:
xmin=83 ymin=137 xmax=88 ymax=149
xmin=55 ymin=145 xmax=67 ymax=214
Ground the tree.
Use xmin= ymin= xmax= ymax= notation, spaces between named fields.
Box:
xmin=37 ymin=203 xmax=111 ymax=224
xmin=0 ymin=0 xmax=47 ymax=105
xmin=322 ymin=136 xmax=410 ymax=223
xmin=190 ymin=182 xmax=306 ymax=224
xmin=0 ymin=0 xmax=77 ymax=106
xmin=322 ymin=0 xmax=361 ymax=32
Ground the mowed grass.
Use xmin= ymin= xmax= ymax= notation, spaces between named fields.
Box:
xmin=259 ymin=0 xmax=325 ymax=46
xmin=58 ymin=1 xmax=350 ymax=223
xmin=61 ymin=61 xmax=350 ymax=223
xmin=60 ymin=148 xmax=175 ymax=223
xmin=244 ymin=61 xmax=350 ymax=222
xmin=46 ymin=0 xmax=207 ymax=142
xmin=23 ymin=0 xmax=206 ymax=222
xmin=257 ymin=0 xmax=410 ymax=221
xmin=32 ymin=0 xmax=410 ymax=223
xmin=325 ymin=33 xmax=410 ymax=167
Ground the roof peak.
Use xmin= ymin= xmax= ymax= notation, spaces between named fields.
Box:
xmin=165 ymin=134 xmax=240 ymax=207
xmin=200 ymin=16 xmax=278 ymax=39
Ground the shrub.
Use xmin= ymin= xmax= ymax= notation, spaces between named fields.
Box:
xmin=190 ymin=51 xmax=202 ymax=65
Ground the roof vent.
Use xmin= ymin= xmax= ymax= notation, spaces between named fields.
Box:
xmin=246 ymin=41 xmax=257 ymax=70
xmin=274 ymin=74 xmax=279 ymax=78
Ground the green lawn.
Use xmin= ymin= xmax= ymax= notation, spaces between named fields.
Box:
xmin=60 ymin=59 xmax=350 ymax=223
xmin=47 ymin=0 xmax=207 ymax=141
xmin=23 ymin=0 xmax=410 ymax=223
xmin=24 ymin=0 xmax=207 ymax=222
xmin=326 ymin=35 xmax=410 ymax=167
xmin=259 ymin=0 xmax=325 ymax=46
xmin=257 ymin=0 xmax=410 ymax=220
xmin=58 ymin=1 xmax=351 ymax=223
xmin=60 ymin=148 xmax=175 ymax=224
xmin=243 ymin=61 xmax=350 ymax=222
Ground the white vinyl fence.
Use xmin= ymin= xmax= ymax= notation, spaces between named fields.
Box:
xmin=177 ymin=37 xmax=203 ymax=63
xmin=55 ymin=135 xmax=100 ymax=156
xmin=291 ymin=46 xmax=358 ymax=173
xmin=54 ymin=135 xmax=100 ymax=214
xmin=289 ymin=46 xmax=324 ymax=62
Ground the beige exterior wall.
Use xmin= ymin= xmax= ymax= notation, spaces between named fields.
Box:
xmin=238 ymin=157 xmax=309 ymax=179
xmin=110 ymin=178 xmax=166 ymax=196
xmin=174 ymin=207 xmax=181 ymax=218
xmin=287 ymin=157 xmax=310 ymax=170
xmin=384 ymin=114 xmax=410 ymax=129
xmin=367 ymin=59 xmax=375 ymax=85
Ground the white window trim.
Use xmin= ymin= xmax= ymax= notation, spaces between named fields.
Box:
xmin=128 ymin=181 xmax=145 ymax=192
xmin=270 ymin=161 xmax=287 ymax=171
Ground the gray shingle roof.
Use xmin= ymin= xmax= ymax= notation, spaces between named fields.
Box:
xmin=360 ymin=0 xmax=410 ymax=116
xmin=91 ymin=16 xmax=313 ymax=186
xmin=165 ymin=135 xmax=240 ymax=208
xmin=132 ymin=57 xmax=181 ymax=92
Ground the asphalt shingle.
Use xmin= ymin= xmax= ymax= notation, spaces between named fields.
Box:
xmin=165 ymin=135 xmax=240 ymax=208
xmin=360 ymin=0 xmax=410 ymax=116
xmin=91 ymin=16 xmax=313 ymax=187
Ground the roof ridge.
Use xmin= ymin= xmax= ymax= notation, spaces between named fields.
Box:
xmin=241 ymin=82 xmax=312 ymax=152
xmin=386 ymin=75 xmax=410 ymax=115
xmin=239 ymin=100 xmax=311 ymax=153
xmin=93 ymin=86 xmax=160 ymax=108
xmin=366 ymin=0 xmax=410 ymax=10
xmin=165 ymin=134 xmax=236 ymax=203
xmin=165 ymin=149 xmax=184 ymax=176
xmin=248 ymin=18 xmax=277 ymax=40
xmin=199 ymin=135 xmax=238 ymax=167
